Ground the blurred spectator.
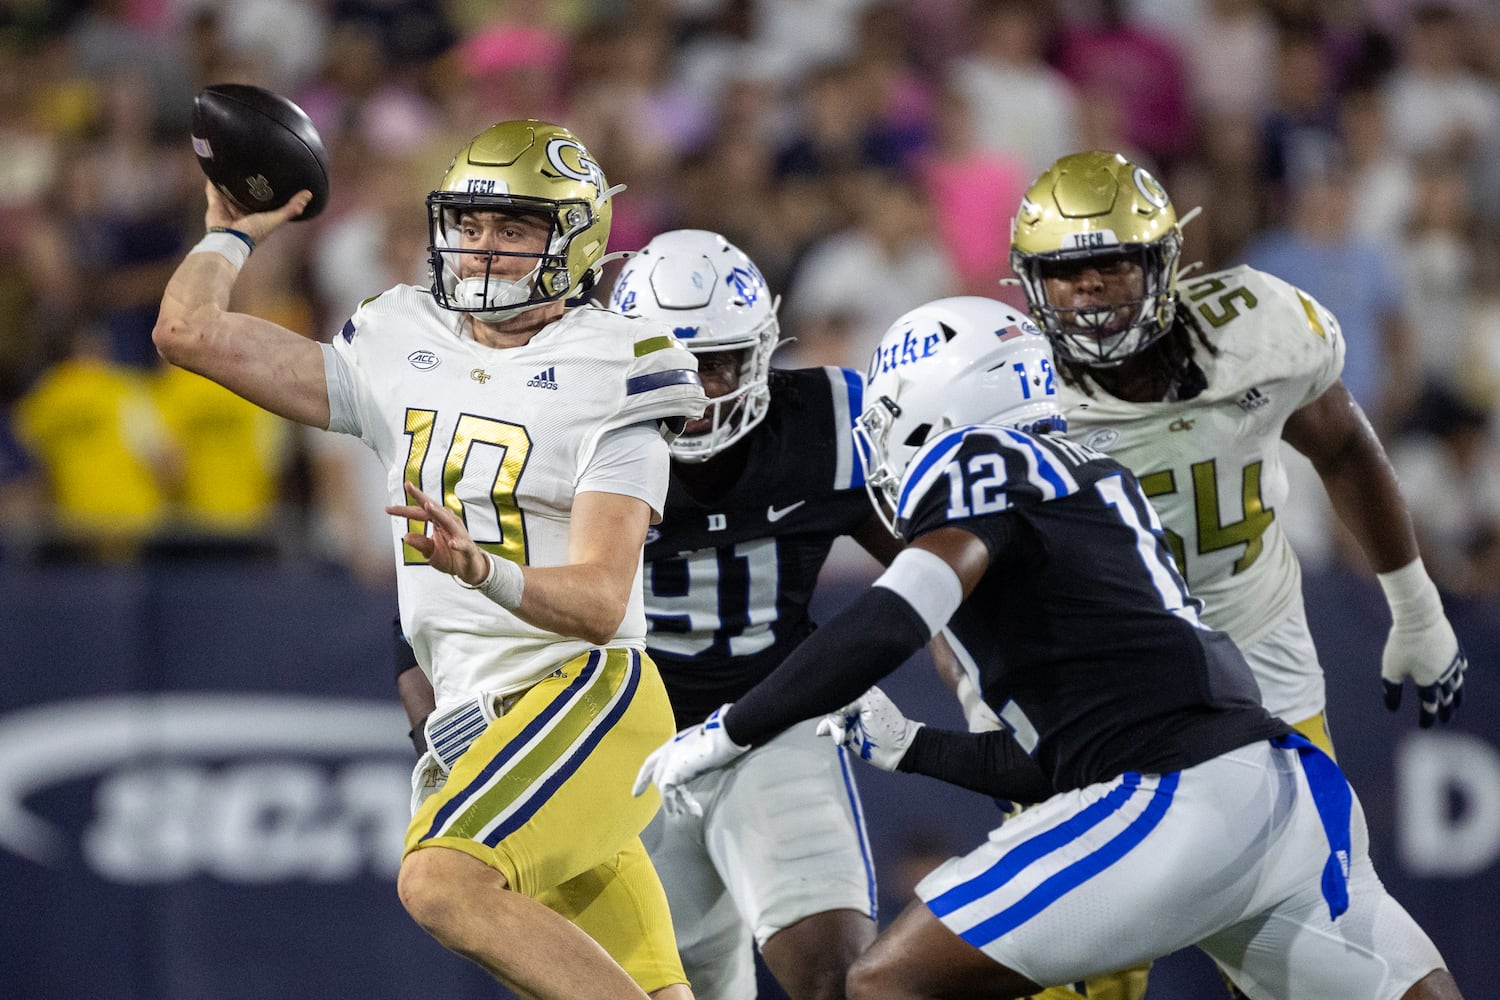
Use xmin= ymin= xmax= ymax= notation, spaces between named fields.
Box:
xmin=447 ymin=20 xmax=569 ymax=126
xmin=1166 ymin=112 xmax=1266 ymax=272
xmin=296 ymin=17 xmax=440 ymax=159
xmin=1402 ymin=153 xmax=1480 ymax=402
xmin=745 ymin=0 xmax=884 ymax=85
xmin=849 ymin=2 xmax=937 ymax=137
xmin=783 ymin=167 xmax=955 ymax=369
xmin=68 ymin=0 xmax=195 ymax=130
xmin=915 ymin=82 xmax=1029 ymax=301
xmin=1241 ymin=146 xmax=1418 ymax=434
xmin=12 ymin=326 xmax=176 ymax=559
xmin=773 ymin=57 xmax=923 ymax=180
xmin=1382 ymin=1 xmax=1500 ymax=231
xmin=193 ymin=0 xmax=330 ymax=93
xmin=1382 ymin=2 xmax=1500 ymax=164
xmin=947 ymin=0 xmax=1080 ymax=177
xmin=1339 ymin=84 xmax=1416 ymax=247
xmin=152 ymin=364 xmax=291 ymax=550
xmin=1183 ymin=0 xmax=1278 ymax=122
xmin=1259 ymin=21 xmax=1342 ymax=212
xmin=1389 ymin=385 xmax=1500 ymax=598
xmin=1052 ymin=0 xmax=1193 ymax=167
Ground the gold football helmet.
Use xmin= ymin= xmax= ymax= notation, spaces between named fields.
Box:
xmin=1010 ymin=151 xmax=1182 ymax=367
xmin=427 ymin=120 xmax=621 ymax=321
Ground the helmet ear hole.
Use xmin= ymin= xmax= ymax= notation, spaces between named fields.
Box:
xmin=903 ymin=423 xmax=932 ymax=448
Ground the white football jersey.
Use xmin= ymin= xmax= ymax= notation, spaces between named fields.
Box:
xmin=322 ymin=286 xmax=706 ymax=708
xmin=1060 ymin=265 xmax=1344 ymax=648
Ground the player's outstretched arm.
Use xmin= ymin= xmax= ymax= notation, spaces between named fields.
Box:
xmin=153 ymin=182 xmax=331 ymax=429
xmin=1284 ymin=380 xmax=1467 ymax=725
xmin=633 ymin=527 xmax=989 ymax=808
xmin=389 ymin=481 xmax=651 ymax=647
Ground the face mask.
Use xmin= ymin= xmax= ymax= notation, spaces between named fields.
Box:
xmin=451 ymin=260 xmax=544 ymax=323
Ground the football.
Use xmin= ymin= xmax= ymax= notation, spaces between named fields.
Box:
xmin=191 ymin=83 xmax=330 ymax=221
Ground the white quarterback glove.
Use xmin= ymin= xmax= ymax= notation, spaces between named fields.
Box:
xmin=1378 ymin=558 xmax=1468 ymax=728
xmin=632 ymin=705 xmax=749 ymax=817
xmin=816 ymin=686 xmax=924 ymax=771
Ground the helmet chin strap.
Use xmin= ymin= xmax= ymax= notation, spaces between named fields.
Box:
xmin=452 ymin=260 xmax=546 ymax=322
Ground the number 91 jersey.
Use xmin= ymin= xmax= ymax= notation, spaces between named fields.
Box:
xmin=323 ymin=288 xmax=705 ymax=708
xmin=644 ymin=367 xmax=872 ymax=729
xmin=1058 ymin=265 xmax=1345 ymax=651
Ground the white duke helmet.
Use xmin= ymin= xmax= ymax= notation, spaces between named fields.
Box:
xmin=610 ymin=229 xmax=779 ymax=462
xmin=855 ymin=296 xmax=1065 ymax=532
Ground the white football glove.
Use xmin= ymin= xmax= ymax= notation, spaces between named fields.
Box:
xmin=410 ymin=749 xmax=446 ymax=815
xmin=816 ymin=686 xmax=923 ymax=771
xmin=632 ymin=705 xmax=749 ymax=817
xmin=1378 ymin=559 xmax=1468 ymax=728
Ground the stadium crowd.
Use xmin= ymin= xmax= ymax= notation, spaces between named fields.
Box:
xmin=2 ymin=0 xmax=1499 ymax=596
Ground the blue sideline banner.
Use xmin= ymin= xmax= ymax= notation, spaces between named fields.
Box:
xmin=0 ymin=561 xmax=1494 ymax=999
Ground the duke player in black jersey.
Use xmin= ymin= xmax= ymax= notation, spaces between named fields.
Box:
xmin=635 ymin=296 xmax=1462 ymax=1000
xmin=608 ymin=230 xmax=901 ymax=1000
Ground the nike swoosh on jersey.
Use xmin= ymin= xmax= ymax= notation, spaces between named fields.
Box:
xmin=766 ymin=501 xmax=806 ymax=522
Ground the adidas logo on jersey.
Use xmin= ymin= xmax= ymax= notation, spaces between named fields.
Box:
xmin=527 ymin=366 xmax=560 ymax=390
xmin=1237 ymin=387 xmax=1270 ymax=412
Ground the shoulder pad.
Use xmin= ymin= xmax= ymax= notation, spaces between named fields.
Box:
xmin=605 ymin=321 xmax=708 ymax=439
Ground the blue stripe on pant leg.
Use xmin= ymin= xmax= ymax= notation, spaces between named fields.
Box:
xmin=927 ymin=773 xmax=1144 ymax=918
xmin=960 ymin=771 xmax=1180 ymax=948
xmin=835 ymin=744 xmax=879 ymax=920
xmin=482 ymin=650 xmax=642 ymax=846
xmin=424 ymin=650 xmax=602 ymax=840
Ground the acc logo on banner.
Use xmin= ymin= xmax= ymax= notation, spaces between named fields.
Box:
xmin=0 ymin=694 xmax=413 ymax=882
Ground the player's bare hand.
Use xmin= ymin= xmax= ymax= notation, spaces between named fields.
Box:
xmin=387 ymin=481 xmax=490 ymax=585
xmin=203 ymin=180 xmax=313 ymax=243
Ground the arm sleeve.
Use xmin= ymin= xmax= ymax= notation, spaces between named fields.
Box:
xmin=725 ymin=585 xmax=932 ymax=746
xmin=897 ymin=726 xmax=1055 ymax=802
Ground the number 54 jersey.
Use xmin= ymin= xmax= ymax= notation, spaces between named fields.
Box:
xmin=1058 ymin=266 xmax=1345 ymax=719
xmin=321 ymin=288 xmax=705 ymax=708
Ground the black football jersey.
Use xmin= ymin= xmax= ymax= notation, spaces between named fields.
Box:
xmin=646 ymin=367 xmax=873 ymax=728
xmin=897 ymin=424 xmax=1288 ymax=792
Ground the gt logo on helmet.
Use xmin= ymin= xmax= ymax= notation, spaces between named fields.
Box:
xmin=545 ymin=137 xmax=604 ymax=191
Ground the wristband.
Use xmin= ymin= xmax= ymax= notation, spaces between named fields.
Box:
xmin=188 ymin=229 xmax=254 ymax=272
xmin=1377 ymin=557 xmax=1443 ymax=627
xmin=457 ymin=551 xmax=525 ymax=610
